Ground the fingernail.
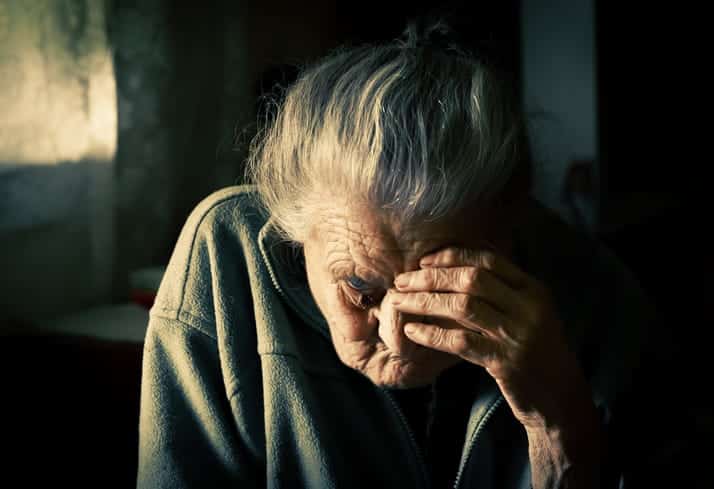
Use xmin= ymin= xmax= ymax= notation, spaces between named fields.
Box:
xmin=389 ymin=292 xmax=403 ymax=305
xmin=404 ymin=324 xmax=417 ymax=335
xmin=394 ymin=274 xmax=409 ymax=289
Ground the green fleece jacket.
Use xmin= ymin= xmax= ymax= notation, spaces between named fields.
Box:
xmin=137 ymin=185 xmax=656 ymax=488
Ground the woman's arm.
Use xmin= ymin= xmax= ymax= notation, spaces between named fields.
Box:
xmin=137 ymin=315 xmax=263 ymax=488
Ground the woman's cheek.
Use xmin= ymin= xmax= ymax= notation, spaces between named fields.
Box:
xmin=325 ymin=283 xmax=376 ymax=341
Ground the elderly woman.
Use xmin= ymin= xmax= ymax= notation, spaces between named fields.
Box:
xmin=137 ymin=23 xmax=654 ymax=489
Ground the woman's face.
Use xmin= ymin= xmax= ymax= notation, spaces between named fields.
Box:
xmin=302 ymin=199 xmax=515 ymax=389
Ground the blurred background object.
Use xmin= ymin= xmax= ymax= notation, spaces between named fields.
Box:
xmin=0 ymin=0 xmax=704 ymax=487
xmin=562 ymin=158 xmax=597 ymax=232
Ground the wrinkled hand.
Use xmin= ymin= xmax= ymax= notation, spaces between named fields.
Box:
xmin=390 ymin=246 xmax=594 ymax=430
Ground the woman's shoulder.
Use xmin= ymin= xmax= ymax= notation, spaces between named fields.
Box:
xmin=149 ymin=185 xmax=268 ymax=336
xmin=181 ymin=184 xmax=265 ymax=235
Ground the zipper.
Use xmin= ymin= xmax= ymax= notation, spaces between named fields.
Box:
xmin=379 ymin=388 xmax=431 ymax=489
xmin=452 ymin=396 xmax=504 ymax=489
xmin=258 ymin=222 xmax=332 ymax=338
xmin=258 ymin=221 xmax=288 ymax=297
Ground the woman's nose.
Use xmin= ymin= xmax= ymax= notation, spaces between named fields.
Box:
xmin=375 ymin=289 xmax=419 ymax=358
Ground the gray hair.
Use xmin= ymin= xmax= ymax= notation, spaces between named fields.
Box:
xmin=245 ymin=24 xmax=531 ymax=244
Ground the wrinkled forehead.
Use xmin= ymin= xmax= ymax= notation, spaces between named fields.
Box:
xmin=309 ymin=200 xmax=502 ymax=277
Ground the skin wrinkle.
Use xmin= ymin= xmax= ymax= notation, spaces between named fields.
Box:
xmin=325 ymin=208 xmax=416 ymax=287
xmin=303 ymin=200 xmax=515 ymax=388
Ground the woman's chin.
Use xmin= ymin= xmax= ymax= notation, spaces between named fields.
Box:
xmin=333 ymin=333 xmax=463 ymax=389
xmin=362 ymin=349 xmax=462 ymax=389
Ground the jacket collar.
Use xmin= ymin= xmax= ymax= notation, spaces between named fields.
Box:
xmin=258 ymin=217 xmax=332 ymax=342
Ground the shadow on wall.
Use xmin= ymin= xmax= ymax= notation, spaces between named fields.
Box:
xmin=109 ymin=0 xmax=229 ymax=280
xmin=0 ymin=162 xmax=115 ymax=323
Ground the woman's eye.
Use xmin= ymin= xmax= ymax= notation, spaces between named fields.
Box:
xmin=346 ymin=275 xmax=370 ymax=291
xmin=343 ymin=276 xmax=383 ymax=309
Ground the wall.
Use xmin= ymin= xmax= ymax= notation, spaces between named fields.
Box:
xmin=521 ymin=0 xmax=597 ymax=230
xmin=1 ymin=0 xmax=343 ymax=325
xmin=0 ymin=0 xmax=117 ymax=323
xmin=109 ymin=0 xmax=339 ymax=297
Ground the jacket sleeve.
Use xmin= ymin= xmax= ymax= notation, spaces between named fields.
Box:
xmin=137 ymin=315 xmax=264 ymax=488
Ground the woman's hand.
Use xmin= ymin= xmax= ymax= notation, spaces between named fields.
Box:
xmin=390 ymin=246 xmax=605 ymax=488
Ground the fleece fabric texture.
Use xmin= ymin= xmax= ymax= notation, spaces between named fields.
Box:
xmin=137 ymin=185 xmax=656 ymax=489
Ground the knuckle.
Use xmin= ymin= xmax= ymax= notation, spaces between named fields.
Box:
xmin=430 ymin=327 xmax=447 ymax=346
xmin=449 ymin=329 xmax=472 ymax=354
xmin=497 ymin=321 xmax=519 ymax=345
xmin=479 ymin=250 xmax=496 ymax=269
xmin=423 ymin=269 xmax=438 ymax=289
xmin=443 ymin=248 xmax=459 ymax=265
xmin=410 ymin=272 xmax=425 ymax=289
xmin=415 ymin=292 xmax=432 ymax=310
xmin=487 ymin=347 xmax=505 ymax=371
xmin=451 ymin=293 xmax=471 ymax=316
xmin=459 ymin=248 xmax=471 ymax=264
xmin=473 ymin=268 xmax=486 ymax=288
xmin=425 ymin=268 xmax=444 ymax=290
xmin=460 ymin=267 xmax=478 ymax=290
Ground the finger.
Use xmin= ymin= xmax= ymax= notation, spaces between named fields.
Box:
xmin=376 ymin=292 xmax=418 ymax=358
xmin=420 ymin=247 xmax=529 ymax=290
xmin=403 ymin=322 xmax=499 ymax=368
xmin=394 ymin=266 xmax=525 ymax=316
xmin=390 ymin=290 xmax=511 ymax=338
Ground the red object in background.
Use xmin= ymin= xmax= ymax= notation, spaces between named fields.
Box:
xmin=129 ymin=289 xmax=156 ymax=310
xmin=128 ymin=267 xmax=165 ymax=310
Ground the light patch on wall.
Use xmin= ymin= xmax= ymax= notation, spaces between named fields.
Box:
xmin=0 ymin=0 xmax=117 ymax=321
xmin=0 ymin=0 xmax=117 ymax=168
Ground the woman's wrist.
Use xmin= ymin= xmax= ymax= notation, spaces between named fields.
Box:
xmin=524 ymin=398 xmax=606 ymax=489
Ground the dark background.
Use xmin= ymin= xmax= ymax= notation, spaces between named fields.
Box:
xmin=1 ymin=1 xmax=706 ymax=487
